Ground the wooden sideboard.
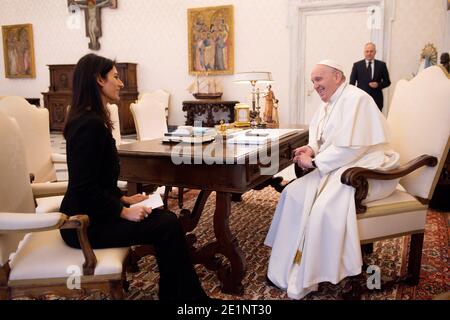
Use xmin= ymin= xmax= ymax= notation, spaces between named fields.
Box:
xmin=42 ymin=63 xmax=138 ymax=134
xmin=182 ymin=100 xmax=239 ymax=127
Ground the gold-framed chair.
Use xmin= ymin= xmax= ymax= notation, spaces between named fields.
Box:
xmin=0 ymin=111 xmax=131 ymax=300
xmin=340 ymin=66 xmax=450 ymax=297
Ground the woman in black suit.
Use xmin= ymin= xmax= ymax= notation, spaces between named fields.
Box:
xmin=60 ymin=53 xmax=208 ymax=300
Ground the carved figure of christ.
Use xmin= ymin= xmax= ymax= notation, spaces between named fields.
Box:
xmin=68 ymin=0 xmax=117 ymax=50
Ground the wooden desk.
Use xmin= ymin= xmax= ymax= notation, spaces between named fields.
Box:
xmin=117 ymin=126 xmax=308 ymax=294
xmin=182 ymin=100 xmax=239 ymax=127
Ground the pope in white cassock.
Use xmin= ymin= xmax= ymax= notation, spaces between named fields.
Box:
xmin=264 ymin=60 xmax=400 ymax=299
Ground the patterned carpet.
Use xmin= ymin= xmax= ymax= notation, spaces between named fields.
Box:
xmin=124 ymin=187 xmax=449 ymax=300
xmin=48 ymin=133 xmax=448 ymax=300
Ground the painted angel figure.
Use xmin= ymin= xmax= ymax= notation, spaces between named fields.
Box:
xmin=68 ymin=0 xmax=117 ymax=50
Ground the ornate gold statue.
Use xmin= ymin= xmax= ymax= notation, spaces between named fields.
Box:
xmin=263 ymin=85 xmax=279 ymax=127
xmin=219 ymin=120 xmax=227 ymax=134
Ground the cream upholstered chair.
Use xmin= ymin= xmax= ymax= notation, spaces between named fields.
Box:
xmin=107 ymin=103 xmax=123 ymax=146
xmin=107 ymin=103 xmax=137 ymax=145
xmin=130 ymin=95 xmax=185 ymax=208
xmin=106 ymin=103 xmax=133 ymax=192
xmin=130 ymin=96 xmax=168 ymax=141
xmin=0 ymin=112 xmax=131 ymax=300
xmin=139 ymin=89 xmax=170 ymax=123
xmin=0 ymin=96 xmax=67 ymax=213
xmin=0 ymin=96 xmax=66 ymax=184
xmin=340 ymin=66 xmax=450 ymax=296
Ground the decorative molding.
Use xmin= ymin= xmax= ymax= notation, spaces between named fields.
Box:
xmin=444 ymin=0 xmax=450 ymax=52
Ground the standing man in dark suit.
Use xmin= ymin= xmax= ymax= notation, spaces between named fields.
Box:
xmin=350 ymin=42 xmax=391 ymax=111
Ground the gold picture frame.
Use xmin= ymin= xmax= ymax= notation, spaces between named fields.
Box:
xmin=2 ymin=24 xmax=36 ymax=78
xmin=188 ymin=5 xmax=234 ymax=75
xmin=234 ymin=103 xmax=251 ymax=127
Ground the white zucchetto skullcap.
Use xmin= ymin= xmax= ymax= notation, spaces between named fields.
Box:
xmin=317 ymin=59 xmax=344 ymax=72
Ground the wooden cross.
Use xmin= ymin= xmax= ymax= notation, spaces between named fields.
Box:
xmin=68 ymin=0 xmax=117 ymax=50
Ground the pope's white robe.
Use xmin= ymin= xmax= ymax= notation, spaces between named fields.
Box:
xmin=264 ymin=83 xmax=400 ymax=299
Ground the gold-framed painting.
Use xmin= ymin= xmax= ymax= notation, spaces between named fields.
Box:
xmin=2 ymin=24 xmax=36 ymax=78
xmin=188 ymin=5 xmax=234 ymax=75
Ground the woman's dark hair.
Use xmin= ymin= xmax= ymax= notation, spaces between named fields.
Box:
xmin=63 ymin=53 xmax=115 ymax=138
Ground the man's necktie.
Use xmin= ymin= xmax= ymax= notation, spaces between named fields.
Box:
xmin=367 ymin=61 xmax=372 ymax=80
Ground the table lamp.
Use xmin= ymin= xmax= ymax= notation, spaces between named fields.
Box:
xmin=233 ymin=71 xmax=273 ymax=127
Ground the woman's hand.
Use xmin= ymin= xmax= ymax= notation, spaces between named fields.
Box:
xmin=121 ymin=193 xmax=148 ymax=206
xmin=120 ymin=206 xmax=152 ymax=222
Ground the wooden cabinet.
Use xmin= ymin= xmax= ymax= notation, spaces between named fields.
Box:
xmin=42 ymin=63 xmax=138 ymax=134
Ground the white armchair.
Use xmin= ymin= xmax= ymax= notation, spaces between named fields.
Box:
xmin=0 ymin=96 xmax=67 ymax=213
xmin=0 ymin=96 xmax=66 ymax=184
xmin=130 ymin=94 xmax=185 ymax=209
xmin=139 ymin=89 xmax=170 ymax=123
xmin=107 ymin=103 xmax=123 ymax=146
xmin=0 ymin=112 xmax=131 ymax=300
xmin=340 ymin=66 xmax=450 ymax=297
xmin=130 ymin=95 xmax=168 ymax=141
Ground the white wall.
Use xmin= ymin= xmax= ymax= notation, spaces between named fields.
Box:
xmin=0 ymin=0 xmax=290 ymax=126
xmin=388 ymin=0 xmax=447 ymax=93
xmin=0 ymin=0 xmax=447 ymax=126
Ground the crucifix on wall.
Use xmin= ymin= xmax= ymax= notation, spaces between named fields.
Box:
xmin=67 ymin=0 xmax=117 ymax=50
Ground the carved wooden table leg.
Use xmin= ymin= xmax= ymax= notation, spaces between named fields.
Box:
xmin=126 ymin=182 xmax=143 ymax=196
xmin=214 ymin=192 xmax=246 ymax=295
xmin=179 ymin=190 xmax=211 ymax=233
xmin=231 ymin=193 xmax=242 ymax=202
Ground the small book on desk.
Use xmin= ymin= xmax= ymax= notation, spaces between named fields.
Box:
xmin=226 ymin=128 xmax=303 ymax=145
xmin=164 ymin=132 xmax=191 ymax=137
xmin=130 ymin=193 xmax=164 ymax=209
xmin=162 ymin=135 xmax=215 ymax=144
xmin=245 ymin=130 xmax=270 ymax=137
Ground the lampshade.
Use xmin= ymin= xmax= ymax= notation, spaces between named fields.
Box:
xmin=233 ymin=71 xmax=273 ymax=84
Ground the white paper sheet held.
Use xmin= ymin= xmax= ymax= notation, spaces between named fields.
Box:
xmin=130 ymin=193 xmax=164 ymax=209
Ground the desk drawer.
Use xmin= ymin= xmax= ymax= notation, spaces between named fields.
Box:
xmin=279 ymin=143 xmax=293 ymax=169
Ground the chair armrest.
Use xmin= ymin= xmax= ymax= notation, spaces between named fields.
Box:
xmin=60 ymin=214 xmax=97 ymax=275
xmin=0 ymin=212 xmax=66 ymax=232
xmin=31 ymin=181 xmax=68 ymax=198
xmin=51 ymin=153 xmax=67 ymax=164
xmin=341 ymin=155 xmax=437 ymax=214
xmin=0 ymin=212 xmax=97 ymax=276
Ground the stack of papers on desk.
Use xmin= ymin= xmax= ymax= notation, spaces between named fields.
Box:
xmin=162 ymin=126 xmax=216 ymax=144
xmin=162 ymin=135 xmax=215 ymax=144
xmin=226 ymin=128 xmax=303 ymax=145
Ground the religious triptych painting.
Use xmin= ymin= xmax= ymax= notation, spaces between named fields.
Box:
xmin=2 ymin=23 xmax=36 ymax=78
xmin=188 ymin=5 xmax=234 ymax=75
